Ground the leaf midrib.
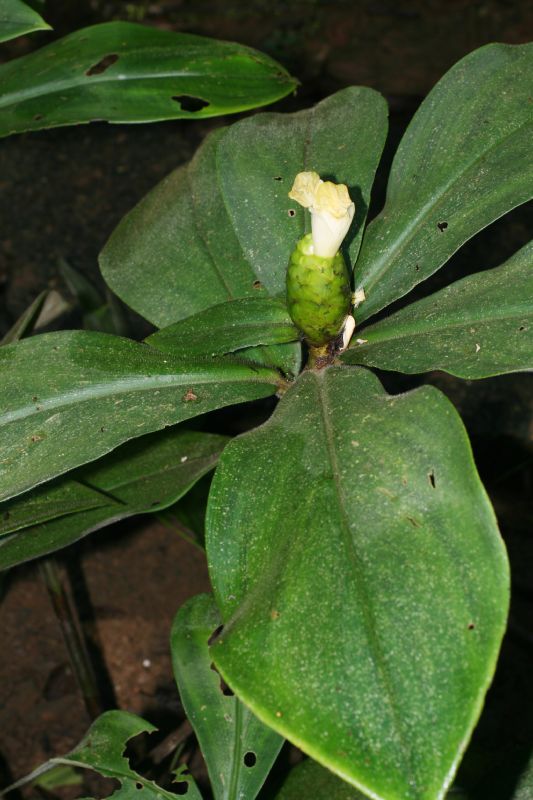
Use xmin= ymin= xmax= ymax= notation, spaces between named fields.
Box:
xmin=360 ymin=118 xmax=532 ymax=298
xmin=355 ymin=303 xmax=533 ymax=348
xmin=314 ymin=370 xmax=417 ymax=793
xmin=1 ymin=369 xmax=276 ymax=426
xmin=94 ymin=452 xmax=219 ymax=494
xmin=154 ymin=320 xmax=297 ymax=351
xmin=0 ymin=70 xmax=204 ymax=110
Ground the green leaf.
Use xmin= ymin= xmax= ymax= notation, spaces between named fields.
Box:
xmin=171 ymin=593 xmax=283 ymax=800
xmin=276 ymin=760 xmax=470 ymax=800
xmin=206 ymin=366 xmax=509 ymax=800
xmin=0 ymin=21 xmax=297 ymax=137
xmin=276 ymin=759 xmax=367 ymax=799
xmin=354 ymin=43 xmax=533 ymax=324
xmin=32 ymin=765 xmax=82 ymax=791
xmin=58 ymin=258 xmax=104 ymax=313
xmin=147 ymin=297 xmax=299 ymax=358
xmin=214 ymin=86 xmax=387 ymax=296
xmin=0 ymin=330 xmax=280 ymax=503
xmin=513 ymin=752 xmax=533 ymax=800
xmin=0 ymin=289 xmax=49 ymax=345
xmin=343 ymin=240 xmax=533 ymax=378
xmin=100 ymin=87 xmax=388 ymax=328
xmin=0 ymin=710 xmax=202 ymax=799
xmin=0 ymin=0 xmax=51 ymax=44
xmin=0 ymin=429 xmax=227 ymax=570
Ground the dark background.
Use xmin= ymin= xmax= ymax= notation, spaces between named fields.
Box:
xmin=0 ymin=2 xmax=532 ymax=798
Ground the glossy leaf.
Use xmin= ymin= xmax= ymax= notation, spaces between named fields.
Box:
xmin=100 ymin=87 xmax=388 ymax=327
xmin=0 ymin=429 xmax=227 ymax=570
xmin=343 ymin=240 xmax=533 ymax=378
xmin=276 ymin=759 xmax=367 ymax=799
xmin=354 ymin=43 xmax=533 ymax=323
xmin=1 ymin=710 xmax=202 ymax=799
xmin=147 ymin=297 xmax=299 ymax=358
xmin=0 ymin=21 xmax=297 ymax=137
xmin=207 ymin=366 xmax=509 ymax=800
xmin=172 ymin=593 xmax=283 ymax=800
xmin=0 ymin=330 xmax=280 ymax=503
xmin=0 ymin=0 xmax=50 ymax=44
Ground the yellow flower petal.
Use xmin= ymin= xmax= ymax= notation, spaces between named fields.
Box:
xmin=288 ymin=171 xmax=321 ymax=208
xmin=313 ymin=181 xmax=352 ymax=218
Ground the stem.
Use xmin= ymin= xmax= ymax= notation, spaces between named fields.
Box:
xmin=307 ymin=343 xmax=333 ymax=370
xmin=39 ymin=557 xmax=103 ymax=720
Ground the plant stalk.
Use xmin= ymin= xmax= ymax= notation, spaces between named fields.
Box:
xmin=39 ymin=557 xmax=103 ymax=720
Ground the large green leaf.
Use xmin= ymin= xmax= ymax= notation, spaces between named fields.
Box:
xmin=276 ymin=759 xmax=367 ymax=799
xmin=0 ymin=429 xmax=227 ymax=570
xmin=343 ymin=240 xmax=533 ymax=378
xmin=100 ymin=87 xmax=388 ymax=328
xmin=1 ymin=710 xmax=202 ymax=799
xmin=171 ymin=593 xmax=283 ymax=800
xmin=276 ymin=760 xmax=469 ymax=800
xmin=0 ymin=0 xmax=50 ymax=44
xmin=0 ymin=21 xmax=297 ymax=137
xmin=146 ymin=297 xmax=299 ymax=358
xmin=354 ymin=43 xmax=533 ymax=324
xmin=0 ymin=330 xmax=280 ymax=503
xmin=206 ymin=366 xmax=509 ymax=800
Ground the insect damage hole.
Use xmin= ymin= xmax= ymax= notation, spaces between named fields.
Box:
xmin=175 ymin=782 xmax=189 ymax=795
xmin=288 ymin=208 xmax=296 ymax=217
xmin=207 ymin=624 xmax=223 ymax=646
xmin=86 ymin=53 xmax=119 ymax=76
xmin=172 ymin=95 xmax=210 ymax=112
xmin=244 ymin=751 xmax=257 ymax=767
xmin=210 ymin=662 xmax=234 ymax=696
xmin=428 ymin=470 xmax=436 ymax=488
xmin=437 ymin=221 xmax=448 ymax=232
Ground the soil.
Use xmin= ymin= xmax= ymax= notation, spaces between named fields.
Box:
xmin=0 ymin=2 xmax=532 ymax=798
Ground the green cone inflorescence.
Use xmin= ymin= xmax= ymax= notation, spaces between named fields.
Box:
xmin=287 ymin=233 xmax=351 ymax=346
xmin=285 ymin=171 xmax=355 ymax=349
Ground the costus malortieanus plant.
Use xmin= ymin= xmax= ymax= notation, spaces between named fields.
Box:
xmin=1 ymin=41 xmax=533 ymax=800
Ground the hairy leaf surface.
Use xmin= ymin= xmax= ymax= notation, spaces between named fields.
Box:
xmin=100 ymin=88 xmax=387 ymax=327
xmin=0 ymin=330 xmax=279 ymax=502
xmin=147 ymin=297 xmax=299 ymax=358
xmin=207 ymin=366 xmax=509 ymax=800
xmin=343 ymin=240 xmax=533 ymax=378
xmin=0 ymin=429 xmax=227 ymax=570
xmin=355 ymin=43 xmax=533 ymax=323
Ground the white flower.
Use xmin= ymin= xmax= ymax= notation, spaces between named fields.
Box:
xmin=288 ymin=171 xmax=355 ymax=258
